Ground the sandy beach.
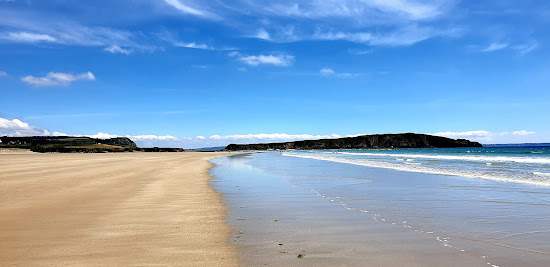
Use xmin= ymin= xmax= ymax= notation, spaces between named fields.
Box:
xmin=0 ymin=152 xmax=239 ymax=266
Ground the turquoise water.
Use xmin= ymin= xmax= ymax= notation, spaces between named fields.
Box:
xmin=212 ymin=149 xmax=550 ymax=266
xmin=283 ymin=146 xmax=550 ymax=186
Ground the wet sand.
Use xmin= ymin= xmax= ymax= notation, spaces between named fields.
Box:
xmin=212 ymin=153 xmax=550 ymax=266
xmin=0 ymin=152 xmax=239 ymax=266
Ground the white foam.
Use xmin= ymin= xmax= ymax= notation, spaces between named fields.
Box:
xmin=283 ymin=153 xmax=550 ymax=187
xmin=338 ymin=152 xmax=550 ymax=164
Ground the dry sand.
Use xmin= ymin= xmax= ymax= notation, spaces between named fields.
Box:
xmin=0 ymin=152 xmax=240 ymax=266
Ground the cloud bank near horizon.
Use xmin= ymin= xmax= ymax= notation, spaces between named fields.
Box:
xmin=434 ymin=130 xmax=538 ymax=144
xmin=0 ymin=117 xmax=545 ymax=148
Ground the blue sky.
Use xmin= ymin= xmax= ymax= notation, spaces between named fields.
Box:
xmin=1 ymin=0 xmax=549 ymax=148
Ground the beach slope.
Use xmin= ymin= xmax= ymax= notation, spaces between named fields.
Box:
xmin=0 ymin=152 xmax=239 ymax=266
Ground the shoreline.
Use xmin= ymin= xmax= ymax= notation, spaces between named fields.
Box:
xmin=211 ymin=152 xmax=550 ymax=266
xmin=0 ymin=152 xmax=240 ymax=266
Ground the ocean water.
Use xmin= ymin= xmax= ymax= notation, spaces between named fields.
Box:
xmin=283 ymin=146 xmax=550 ymax=187
xmin=212 ymin=147 xmax=550 ymax=266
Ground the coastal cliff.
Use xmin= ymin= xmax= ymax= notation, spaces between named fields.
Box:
xmin=225 ymin=133 xmax=482 ymax=151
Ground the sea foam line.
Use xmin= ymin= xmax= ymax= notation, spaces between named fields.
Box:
xmin=337 ymin=152 xmax=550 ymax=164
xmin=283 ymin=153 xmax=550 ymax=187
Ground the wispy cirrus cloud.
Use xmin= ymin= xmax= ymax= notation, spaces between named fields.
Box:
xmin=312 ymin=24 xmax=460 ymax=46
xmin=261 ymin=0 xmax=448 ymax=22
xmin=0 ymin=10 xmax=159 ymax=52
xmin=0 ymin=0 xmax=462 ymax=52
xmin=514 ymin=41 xmax=539 ymax=55
xmin=0 ymin=71 xmax=7 ymax=76
xmin=238 ymin=0 xmax=459 ymax=45
xmin=229 ymin=51 xmax=294 ymax=66
xmin=478 ymin=40 xmax=539 ymax=55
xmin=155 ymin=30 xmax=232 ymax=51
xmin=482 ymin=42 xmax=509 ymax=52
xmin=163 ymin=0 xmax=216 ymax=19
xmin=253 ymin=23 xmax=461 ymax=46
xmin=104 ymin=45 xmax=133 ymax=55
xmin=21 ymin=71 xmax=95 ymax=87
xmin=0 ymin=31 xmax=56 ymax=43
xmin=320 ymin=67 xmax=359 ymax=78
xmin=173 ymin=41 xmax=213 ymax=50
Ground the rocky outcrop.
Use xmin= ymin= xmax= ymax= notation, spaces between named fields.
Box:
xmin=225 ymin=133 xmax=482 ymax=151
xmin=99 ymin=137 xmax=137 ymax=148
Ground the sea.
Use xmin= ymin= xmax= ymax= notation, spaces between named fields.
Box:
xmin=211 ymin=145 xmax=550 ymax=266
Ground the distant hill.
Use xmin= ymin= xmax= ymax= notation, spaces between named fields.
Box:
xmin=0 ymin=136 xmax=137 ymax=153
xmin=225 ymin=133 xmax=482 ymax=151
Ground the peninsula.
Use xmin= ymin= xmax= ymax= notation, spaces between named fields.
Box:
xmin=225 ymin=133 xmax=482 ymax=151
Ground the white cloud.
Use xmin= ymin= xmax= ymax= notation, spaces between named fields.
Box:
xmin=163 ymin=0 xmax=215 ymax=18
xmin=0 ymin=117 xmax=120 ymax=139
xmin=156 ymin=30 xmax=228 ymax=51
xmin=21 ymin=71 xmax=95 ymax=87
xmin=1 ymin=31 xmax=57 ymax=43
xmin=237 ymin=54 xmax=294 ymax=66
xmin=0 ymin=1 xmax=457 ymax=51
xmin=255 ymin=29 xmax=271 ymax=40
xmin=249 ymin=26 xmax=299 ymax=43
xmin=314 ymin=31 xmax=372 ymax=43
xmin=512 ymin=130 xmax=535 ymax=136
xmin=311 ymin=25 xmax=455 ymax=46
xmin=514 ymin=41 xmax=539 ymax=55
xmin=87 ymin=132 xmax=120 ymax=139
xmin=320 ymin=68 xmax=335 ymax=75
xmin=367 ymin=0 xmax=442 ymax=20
xmin=434 ymin=130 xmax=539 ymax=143
xmin=0 ymin=15 xmax=157 ymax=52
xmin=0 ymin=71 xmax=6 ymax=76
xmin=0 ymin=117 xmax=50 ymax=136
xmin=228 ymin=51 xmax=240 ymax=57
xmin=131 ymin=135 xmax=179 ymax=141
xmin=320 ymin=67 xmax=359 ymax=78
xmin=174 ymin=41 xmax=213 ymax=50
xmin=482 ymin=42 xmax=508 ymax=52
xmin=264 ymin=0 xmax=447 ymax=22
xmin=104 ymin=45 xmax=133 ymax=55
xmin=435 ymin=130 xmax=492 ymax=140
xmin=52 ymin=132 xmax=68 ymax=136
xmin=349 ymin=49 xmax=373 ymax=55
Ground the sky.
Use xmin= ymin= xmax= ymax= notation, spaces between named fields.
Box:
xmin=1 ymin=0 xmax=549 ymax=148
